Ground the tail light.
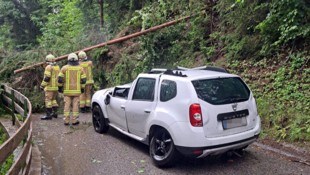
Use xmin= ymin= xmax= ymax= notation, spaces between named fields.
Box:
xmin=189 ymin=104 xmax=203 ymax=127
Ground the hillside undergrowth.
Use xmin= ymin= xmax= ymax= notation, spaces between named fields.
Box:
xmin=0 ymin=0 xmax=309 ymax=142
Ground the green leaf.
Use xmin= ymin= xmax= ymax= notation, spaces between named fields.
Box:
xmin=137 ymin=169 xmax=144 ymax=173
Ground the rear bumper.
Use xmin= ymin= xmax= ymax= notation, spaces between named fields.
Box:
xmin=176 ymin=134 xmax=259 ymax=158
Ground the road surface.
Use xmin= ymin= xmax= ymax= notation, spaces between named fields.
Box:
xmin=31 ymin=113 xmax=310 ymax=175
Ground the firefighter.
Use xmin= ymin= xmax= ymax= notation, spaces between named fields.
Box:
xmin=40 ymin=54 xmax=60 ymax=120
xmin=58 ymin=53 xmax=86 ymax=125
xmin=78 ymin=51 xmax=94 ymax=113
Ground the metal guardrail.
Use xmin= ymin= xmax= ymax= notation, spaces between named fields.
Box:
xmin=0 ymin=84 xmax=33 ymax=175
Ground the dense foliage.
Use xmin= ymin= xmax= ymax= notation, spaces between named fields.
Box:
xmin=0 ymin=0 xmax=309 ymax=142
xmin=0 ymin=127 xmax=14 ymax=175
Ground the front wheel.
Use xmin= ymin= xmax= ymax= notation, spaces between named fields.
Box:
xmin=149 ymin=128 xmax=179 ymax=168
xmin=92 ymin=105 xmax=109 ymax=133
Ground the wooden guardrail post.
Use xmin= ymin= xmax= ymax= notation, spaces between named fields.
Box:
xmin=24 ymin=99 xmax=28 ymax=121
xmin=0 ymin=85 xmax=3 ymax=108
xmin=10 ymin=89 xmax=15 ymax=125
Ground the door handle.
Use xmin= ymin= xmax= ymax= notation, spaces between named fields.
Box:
xmin=144 ymin=110 xmax=151 ymax=113
xmin=121 ymin=105 xmax=125 ymax=110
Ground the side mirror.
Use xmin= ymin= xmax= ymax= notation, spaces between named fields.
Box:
xmin=104 ymin=94 xmax=111 ymax=105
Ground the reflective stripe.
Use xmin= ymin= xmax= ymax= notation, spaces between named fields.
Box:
xmin=52 ymin=100 xmax=58 ymax=106
xmin=73 ymin=112 xmax=79 ymax=116
xmin=45 ymin=101 xmax=52 ymax=108
xmin=64 ymin=90 xmax=81 ymax=94
xmin=60 ymin=65 xmax=85 ymax=96
xmin=80 ymin=101 xmax=85 ymax=105
xmin=41 ymin=81 xmax=48 ymax=86
xmin=86 ymin=80 xmax=94 ymax=84
xmin=44 ymin=71 xmax=51 ymax=76
xmin=64 ymin=112 xmax=70 ymax=116
xmin=80 ymin=61 xmax=94 ymax=84
xmin=46 ymin=87 xmax=58 ymax=91
xmin=77 ymin=70 xmax=81 ymax=91
xmin=44 ymin=65 xmax=60 ymax=91
xmin=86 ymin=65 xmax=94 ymax=84
xmin=65 ymin=69 xmax=69 ymax=92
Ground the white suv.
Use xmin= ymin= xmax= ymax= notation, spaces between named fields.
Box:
xmin=91 ymin=66 xmax=261 ymax=167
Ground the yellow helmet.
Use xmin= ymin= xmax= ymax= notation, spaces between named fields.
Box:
xmin=68 ymin=53 xmax=78 ymax=61
xmin=78 ymin=51 xmax=87 ymax=59
xmin=45 ymin=54 xmax=55 ymax=62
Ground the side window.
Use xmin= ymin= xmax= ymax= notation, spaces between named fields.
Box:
xmin=132 ymin=78 xmax=156 ymax=101
xmin=113 ymin=88 xmax=129 ymax=99
xmin=160 ymin=80 xmax=177 ymax=102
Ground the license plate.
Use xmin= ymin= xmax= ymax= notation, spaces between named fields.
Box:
xmin=222 ymin=117 xmax=247 ymax=130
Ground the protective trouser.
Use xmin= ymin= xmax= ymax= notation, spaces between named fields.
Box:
xmin=80 ymin=84 xmax=92 ymax=108
xmin=64 ymin=96 xmax=80 ymax=124
xmin=45 ymin=91 xmax=58 ymax=108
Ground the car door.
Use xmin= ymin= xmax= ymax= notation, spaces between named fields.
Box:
xmin=125 ymin=77 xmax=157 ymax=138
xmin=106 ymin=88 xmax=129 ymax=131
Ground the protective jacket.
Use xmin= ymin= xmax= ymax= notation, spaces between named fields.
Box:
xmin=80 ymin=60 xmax=94 ymax=84
xmin=58 ymin=65 xmax=86 ymax=96
xmin=41 ymin=64 xmax=60 ymax=91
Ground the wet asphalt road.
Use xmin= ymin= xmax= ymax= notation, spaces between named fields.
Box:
xmin=32 ymin=113 xmax=310 ymax=175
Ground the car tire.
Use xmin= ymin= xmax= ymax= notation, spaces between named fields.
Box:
xmin=149 ymin=128 xmax=179 ymax=168
xmin=92 ymin=104 xmax=109 ymax=133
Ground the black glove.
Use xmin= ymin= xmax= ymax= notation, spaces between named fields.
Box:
xmin=40 ymin=86 xmax=44 ymax=90
xmin=58 ymin=87 xmax=63 ymax=93
xmin=81 ymin=88 xmax=85 ymax=93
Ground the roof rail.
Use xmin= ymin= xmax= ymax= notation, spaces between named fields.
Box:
xmin=204 ymin=66 xmax=229 ymax=73
xmin=163 ymin=69 xmax=187 ymax=77
xmin=149 ymin=68 xmax=167 ymax=74
xmin=176 ymin=65 xmax=229 ymax=73
xmin=149 ymin=66 xmax=229 ymax=75
xmin=176 ymin=66 xmax=189 ymax=70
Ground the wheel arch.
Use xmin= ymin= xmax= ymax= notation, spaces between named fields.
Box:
xmin=148 ymin=124 xmax=180 ymax=167
xmin=148 ymin=125 xmax=171 ymax=145
xmin=92 ymin=100 xmax=109 ymax=120
xmin=92 ymin=101 xmax=100 ymax=108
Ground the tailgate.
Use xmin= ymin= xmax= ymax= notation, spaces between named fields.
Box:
xmin=201 ymin=99 xmax=257 ymax=138
xmin=191 ymin=77 xmax=258 ymax=138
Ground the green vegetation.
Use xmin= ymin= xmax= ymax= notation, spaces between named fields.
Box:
xmin=0 ymin=0 xmax=309 ymax=142
xmin=0 ymin=128 xmax=14 ymax=175
xmin=228 ymin=53 xmax=309 ymax=141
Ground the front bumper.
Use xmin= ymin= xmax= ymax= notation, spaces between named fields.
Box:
xmin=176 ymin=134 xmax=259 ymax=158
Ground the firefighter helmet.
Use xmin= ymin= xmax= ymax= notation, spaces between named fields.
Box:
xmin=78 ymin=51 xmax=87 ymax=59
xmin=45 ymin=54 xmax=55 ymax=62
xmin=68 ymin=53 xmax=78 ymax=61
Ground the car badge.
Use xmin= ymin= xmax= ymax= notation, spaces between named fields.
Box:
xmin=232 ymin=103 xmax=238 ymax=112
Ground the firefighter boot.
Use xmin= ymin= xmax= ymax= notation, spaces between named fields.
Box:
xmin=52 ymin=107 xmax=58 ymax=118
xmin=80 ymin=107 xmax=86 ymax=113
xmin=41 ymin=108 xmax=53 ymax=120
xmin=85 ymin=106 xmax=91 ymax=112
xmin=72 ymin=116 xmax=80 ymax=125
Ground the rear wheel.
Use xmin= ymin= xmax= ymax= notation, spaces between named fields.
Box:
xmin=92 ymin=105 xmax=109 ymax=133
xmin=149 ymin=128 xmax=179 ymax=167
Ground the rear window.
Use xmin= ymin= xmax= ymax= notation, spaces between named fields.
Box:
xmin=192 ymin=77 xmax=250 ymax=105
xmin=160 ymin=80 xmax=177 ymax=102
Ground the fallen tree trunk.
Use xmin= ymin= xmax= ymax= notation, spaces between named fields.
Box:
xmin=14 ymin=14 xmax=196 ymax=74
